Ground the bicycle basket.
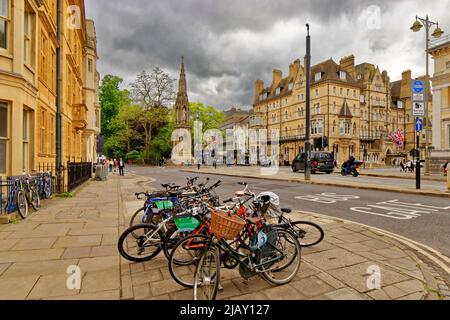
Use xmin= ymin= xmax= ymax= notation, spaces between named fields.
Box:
xmin=173 ymin=215 xmax=200 ymax=232
xmin=210 ymin=209 xmax=246 ymax=240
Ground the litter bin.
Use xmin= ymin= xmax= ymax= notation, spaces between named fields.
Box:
xmin=95 ymin=165 xmax=108 ymax=181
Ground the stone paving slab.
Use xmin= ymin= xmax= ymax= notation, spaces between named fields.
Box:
xmin=0 ymin=172 xmax=448 ymax=300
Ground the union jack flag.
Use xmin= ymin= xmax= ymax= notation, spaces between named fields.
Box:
xmin=389 ymin=129 xmax=405 ymax=148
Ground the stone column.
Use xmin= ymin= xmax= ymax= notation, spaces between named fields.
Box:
xmin=432 ymin=88 xmax=441 ymax=149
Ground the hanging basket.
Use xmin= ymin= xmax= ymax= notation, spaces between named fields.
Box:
xmin=210 ymin=209 xmax=246 ymax=240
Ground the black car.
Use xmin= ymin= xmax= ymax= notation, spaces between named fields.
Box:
xmin=292 ymin=151 xmax=335 ymax=174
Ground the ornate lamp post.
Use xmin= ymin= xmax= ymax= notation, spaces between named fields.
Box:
xmin=410 ymin=15 xmax=444 ymax=176
xmin=305 ymin=24 xmax=312 ymax=181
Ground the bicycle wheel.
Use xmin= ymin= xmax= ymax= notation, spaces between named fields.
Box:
xmin=129 ymin=207 xmax=147 ymax=227
xmin=17 ymin=190 xmax=29 ymax=219
xmin=193 ymin=247 xmax=220 ymax=301
xmin=168 ymin=234 xmax=210 ymax=288
xmin=118 ymin=224 xmax=164 ymax=262
xmin=261 ymin=229 xmax=301 ymax=285
xmin=163 ymin=227 xmax=193 ymax=260
xmin=30 ymin=188 xmax=41 ymax=211
xmin=290 ymin=221 xmax=324 ymax=247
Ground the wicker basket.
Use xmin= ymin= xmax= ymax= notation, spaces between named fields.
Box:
xmin=210 ymin=209 xmax=246 ymax=240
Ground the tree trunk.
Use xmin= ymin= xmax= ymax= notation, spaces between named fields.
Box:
xmin=145 ymin=123 xmax=152 ymax=159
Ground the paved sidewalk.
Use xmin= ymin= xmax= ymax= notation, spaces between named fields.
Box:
xmin=181 ymin=166 xmax=450 ymax=197
xmin=359 ymin=167 xmax=447 ymax=182
xmin=0 ymin=173 xmax=449 ymax=300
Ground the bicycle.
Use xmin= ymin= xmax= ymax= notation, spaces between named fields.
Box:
xmin=6 ymin=179 xmax=28 ymax=219
xmin=40 ymin=172 xmax=53 ymax=199
xmin=22 ymin=176 xmax=41 ymax=212
xmin=192 ymin=210 xmax=301 ymax=300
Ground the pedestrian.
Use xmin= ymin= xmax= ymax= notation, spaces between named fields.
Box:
xmin=113 ymin=159 xmax=118 ymax=172
xmin=108 ymin=159 xmax=113 ymax=172
xmin=119 ymin=158 xmax=125 ymax=176
xmin=442 ymin=161 xmax=449 ymax=176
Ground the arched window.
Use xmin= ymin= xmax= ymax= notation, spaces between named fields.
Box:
xmin=353 ymin=123 xmax=357 ymax=135
xmin=333 ymin=120 xmax=336 ymax=133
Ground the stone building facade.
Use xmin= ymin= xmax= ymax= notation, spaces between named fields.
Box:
xmin=250 ymin=55 xmax=431 ymax=166
xmin=0 ymin=0 xmax=99 ymax=178
xmin=429 ymin=36 xmax=450 ymax=170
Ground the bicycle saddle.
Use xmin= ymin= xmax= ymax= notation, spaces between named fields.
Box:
xmin=246 ymin=216 xmax=263 ymax=225
xmin=281 ymin=208 xmax=292 ymax=214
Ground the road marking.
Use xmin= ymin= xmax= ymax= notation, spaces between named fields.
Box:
xmin=295 ymin=193 xmax=360 ymax=204
xmin=296 ymin=209 xmax=450 ymax=272
xmin=350 ymin=199 xmax=450 ymax=220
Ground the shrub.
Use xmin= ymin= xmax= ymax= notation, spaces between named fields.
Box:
xmin=125 ymin=150 xmax=141 ymax=161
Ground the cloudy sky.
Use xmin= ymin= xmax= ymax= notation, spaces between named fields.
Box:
xmin=85 ymin=0 xmax=450 ymax=110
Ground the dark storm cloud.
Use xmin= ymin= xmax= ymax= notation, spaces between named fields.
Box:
xmin=85 ymin=0 xmax=450 ymax=109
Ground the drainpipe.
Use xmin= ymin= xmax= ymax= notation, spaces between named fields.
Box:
xmin=56 ymin=0 xmax=62 ymax=192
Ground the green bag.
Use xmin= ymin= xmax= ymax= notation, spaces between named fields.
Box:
xmin=154 ymin=200 xmax=174 ymax=210
xmin=174 ymin=216 xmax=200 ymax=231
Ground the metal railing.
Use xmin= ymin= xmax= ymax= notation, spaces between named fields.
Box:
xmin=0 ymin=172 xmax=55 ymax=215
xmin=67 ymin=162 xmax=93 ymax=191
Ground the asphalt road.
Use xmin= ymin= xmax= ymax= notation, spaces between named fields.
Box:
xmin=127 ymin=166 xmax=450 ymax=257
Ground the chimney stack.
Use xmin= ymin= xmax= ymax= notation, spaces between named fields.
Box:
xmin=254 ymin=79 xmax=264 ymax=104
xmin=339 ymin=55 xmax=356 ymax=78
xmin=400 ymin=70 xmax=412 ymax=99
xmin=272 ymin=69 xmax=282 ymax=88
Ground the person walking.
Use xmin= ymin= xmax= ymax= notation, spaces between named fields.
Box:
xmin=119 ymin=158 xmax=125 ymax=176
xmin=108 ymin=159 xmax=113 ymax=173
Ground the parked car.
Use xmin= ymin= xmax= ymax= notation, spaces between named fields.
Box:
xmin=292 ymin=151 xmax=335 ymax=174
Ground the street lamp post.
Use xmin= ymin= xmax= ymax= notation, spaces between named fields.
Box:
xmin=411 ymin=15 xmax=444 ymax=176
xmin=305 ymin=24 xmax=312 ymax=181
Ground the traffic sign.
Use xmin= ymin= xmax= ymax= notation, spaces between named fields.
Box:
xmin=415 ymin=118 xmax=423 ymax=132
xmin=413 ymin=102 xmax=425 ymax=116
xmin=413 ymin=93 xmax=424 ymax=102
xmin=412 ymin=80 xmax=424 ymax=93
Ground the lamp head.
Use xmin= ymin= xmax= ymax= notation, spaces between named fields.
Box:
xmin=432 ymin=26 xmax=444 ymax=38
xmin=411 ymin=20 xmax=423 ymax=32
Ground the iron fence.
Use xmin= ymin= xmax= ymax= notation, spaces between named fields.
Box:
xmin=67 ymin=162 xmax=93 ymax=191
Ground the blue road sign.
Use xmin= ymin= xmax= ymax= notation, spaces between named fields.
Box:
xmin=415 ymin=118 xmax=423 ymax=132
xmin=412 ymin=80 xmax=424 ymax=93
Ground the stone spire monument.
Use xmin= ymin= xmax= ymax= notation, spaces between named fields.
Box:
xmin=174 ymin=56 xmax=190 ymax=129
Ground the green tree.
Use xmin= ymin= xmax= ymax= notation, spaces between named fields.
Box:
xmin=189 ymin=102 xmax=225 ymax=132
xmin=99 ymin=75 xmax=130 ymax=138
xmin=104 ymin=104 xmax=144 ymax=158
xmin=130 ymin=68 xmax=176 ymax=159
xmin=150 ymin=122 xmax=174 ymax=161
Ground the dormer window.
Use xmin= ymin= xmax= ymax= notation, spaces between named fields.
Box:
xmin=315 ymin=72 xmax=322 ymax=81
xmin=288 ymin=82 xmax=293 ymax=91
xmin=398 ymin=101 xmax=403 ymax=109
xmin=357 ymin=74 xmax=362 ymax=80
xmin=339 ymin=71 xmax=347 ymax=80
